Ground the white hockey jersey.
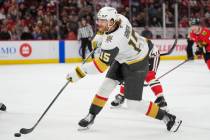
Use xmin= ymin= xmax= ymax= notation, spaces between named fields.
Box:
xmin=81 ymin=14 xmax=150 ymax=75
xmin=99 ymin=14 xmax=149 ymax=64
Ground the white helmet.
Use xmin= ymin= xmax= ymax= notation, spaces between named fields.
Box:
xmin=97 ymin=7 xmax=118 ymax=22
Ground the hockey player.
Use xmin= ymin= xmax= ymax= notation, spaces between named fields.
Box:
xmin=189 ymin=18 xmax=210 ymax=70
xmin=66 ymin=7 xmax=182 ymax=132
xmin=92 ymin=28 xmax=168 ymax=109
xmin=0 ymin=102 xmax=6 ymax=111
xmin=111 ymin=39 xmax=168 ymax=110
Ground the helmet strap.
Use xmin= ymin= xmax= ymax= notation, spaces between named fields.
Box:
xmin=106 ymin=19 xmax=117 ymax=33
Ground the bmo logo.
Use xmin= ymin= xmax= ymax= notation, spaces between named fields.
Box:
xmin=19 ymin=43 xmax=32 ymax=57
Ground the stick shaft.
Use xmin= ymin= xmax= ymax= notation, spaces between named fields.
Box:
xmin=157 ymin=60 xmax=189 ymax=80
xmin=21 ymin=80 xmax=70 ymax=134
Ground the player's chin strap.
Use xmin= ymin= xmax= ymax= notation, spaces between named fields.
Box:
xmin=105 ymin=20 xmax=117 ymax=34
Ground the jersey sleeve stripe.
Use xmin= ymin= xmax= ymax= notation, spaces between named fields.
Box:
xmin=93 ymin=58 xmax=108 ymax=73
xmin=126 ymin=56 xmax=146 ymax=65
xmin=95 ymin=94 xmax=108 ymax=101
xmin=92 ymin=94 xmax=108 ymax=107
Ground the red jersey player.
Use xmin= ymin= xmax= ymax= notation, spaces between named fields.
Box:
xmin=189 ymin=18 xmax=210 ymax=70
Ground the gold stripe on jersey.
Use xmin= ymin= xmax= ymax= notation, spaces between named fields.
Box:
xmin=93 ymin=58 xmax=108 ymax=73
xmin=146 ymin=102 xmax=159 ymax=118
xmin=126 ymin=56 xmax=146 ymax=65
xmin=92 ymin=95 xmax=108 ymax=107
xmin=75 ymin=66 xmax=86 ymax=78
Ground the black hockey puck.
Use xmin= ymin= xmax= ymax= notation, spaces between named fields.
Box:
xmin=0 ymin=103 xmax=6 ymax=111
xmin=14 ymin=133 xmax=21 ymax=137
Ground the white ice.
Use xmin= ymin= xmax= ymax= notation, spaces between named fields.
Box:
xmin=0 ymin=60 xmax=210 ymax=140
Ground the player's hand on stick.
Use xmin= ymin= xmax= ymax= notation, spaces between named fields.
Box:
xmin=66 ymin=66 xmax=86 ymax=82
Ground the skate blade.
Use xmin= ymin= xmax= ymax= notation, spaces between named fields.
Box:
xmin=78 ymin=127 xmax=89 ymax=131
xmin=110 ymin=104 xmax=123 ymax=109
xmin=78 ymin=126 xmax=90 ymax=131
xmin=171 ymin=120 xmax=182 ymax=132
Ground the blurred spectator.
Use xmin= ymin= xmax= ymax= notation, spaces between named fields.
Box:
xmin=0 ymin=0 xmax=209 ymax=40
xmin=156 ymin=35 xmax=162 ymax=39
xmin=179 ymin=16 xmax=189 ymax=27
xmin=32 ymin=25 xmax=42 ymax=40
xmin=141 ymin=26 xmax=153 ymax=39
xmin=66 ymin=30 xmax=77 ymax=40
xmin=0 ymin=8 xmax=6 ymax=20
xmin=20 ymin=26 xmax=33 ymax=40
xmin=165 ymin=9 xmax=174 ymax=27
xmin=0 ymin=26 xmax=11 ymax=40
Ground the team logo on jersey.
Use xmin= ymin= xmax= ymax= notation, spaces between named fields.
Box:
xmin=106 ymin=35 xmax=113 ymax=43
xmin=202 ymin=31 xmax=207 ymax=36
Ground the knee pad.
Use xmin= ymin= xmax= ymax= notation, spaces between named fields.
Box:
xmin=98 ymin=78 xmax=119 ymax=98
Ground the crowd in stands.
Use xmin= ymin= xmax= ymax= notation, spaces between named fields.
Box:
xmin=0 ymin=0 xmax=209 ymax=40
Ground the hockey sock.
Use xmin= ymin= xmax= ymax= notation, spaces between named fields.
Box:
xmin=89 ymin=94 xmax=108 ymax=115
xmin=145 ymin=71 xmax=163 ymax=96
xmin=126 ymin=100 xmax=166 ymax=120
xmin=146 ymin=102 xmax=166 ymax=120
xmin=149 ymin=80 xmax=163 ymax=96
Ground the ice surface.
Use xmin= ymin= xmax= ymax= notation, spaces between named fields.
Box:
xmin=0 ymin=60 xmax=210 ymax=140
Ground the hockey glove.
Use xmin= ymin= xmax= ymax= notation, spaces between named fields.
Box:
xmin=66 ymin=66 xmax=86 ymax=82
xmin=195 ymin=47 xmax=204 ymax=55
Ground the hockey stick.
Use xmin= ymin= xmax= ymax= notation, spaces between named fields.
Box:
xmin=19 ymin=80 xmax=70 ymax=134
xmin=160 ymin=39 xmax=177 ymax=56
xmin=156 ymin=59 xmax=189 ymax=80
xmin=144 ymin=59 xmax=189 ymax=87
xmin=82 ymin=47 xmax=98 ymax=64
xmin=19 ymin=48 xmax=97 ymax=135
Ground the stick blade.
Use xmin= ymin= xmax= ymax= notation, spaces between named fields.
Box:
xmin=20 ymin=128 xmax=33 ymax=134
xmin=160 ymin=39 xmax=178 ymax=56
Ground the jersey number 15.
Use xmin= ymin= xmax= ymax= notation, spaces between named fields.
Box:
xmin=99 ymin=52 xmax=111 ymax=63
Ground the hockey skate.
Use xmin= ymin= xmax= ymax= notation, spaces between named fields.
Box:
xmin=154 ymin=96 xmax=168 ymax=111
xmin=164 ymin=112 xmax=182 ymax=132
xmin=78 ymin=113 xmax=96 ymax=131
xmin=110 ymin=94 xmax=125 ymax=108
xmin=0 ymin=103 xmax=6 ymax=111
